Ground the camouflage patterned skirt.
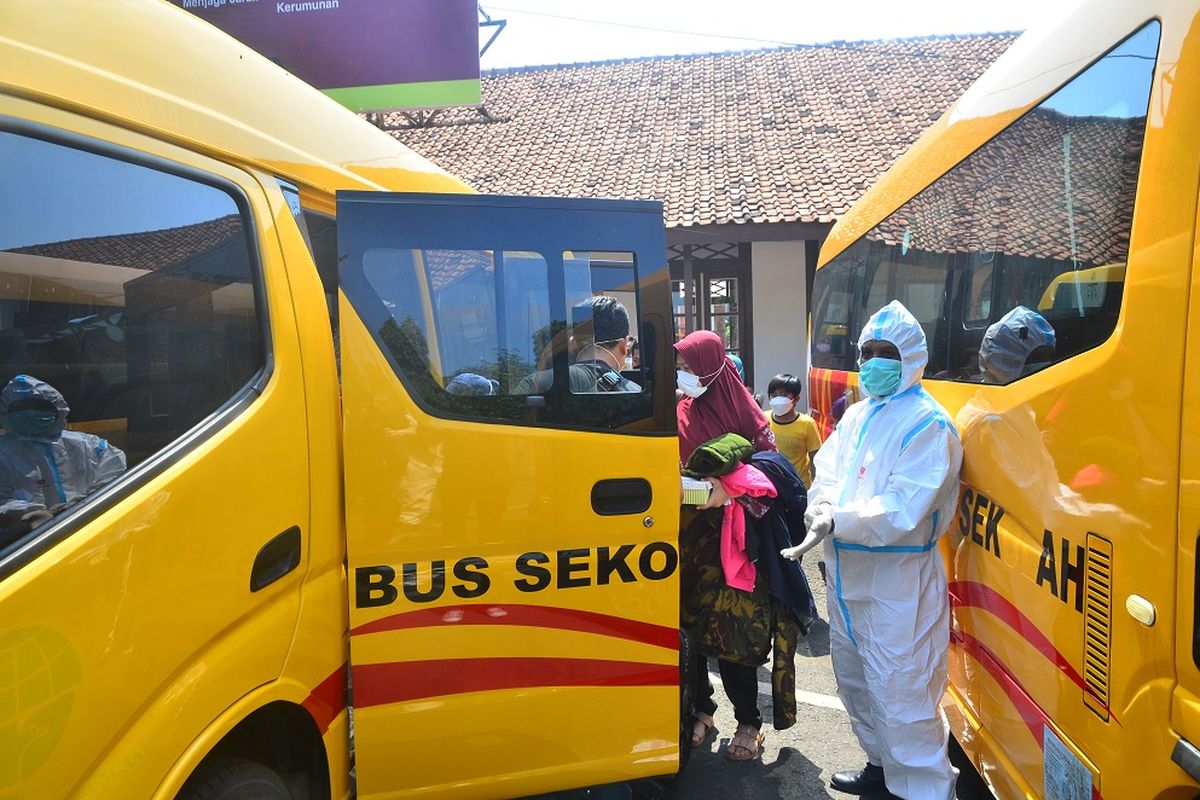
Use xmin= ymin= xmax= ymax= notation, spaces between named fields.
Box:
xmin=680 ymin=507 xmax=801 ymax=728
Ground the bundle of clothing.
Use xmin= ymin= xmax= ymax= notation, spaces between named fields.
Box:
xmin=681 ymin=432 xmax=820 ymax=729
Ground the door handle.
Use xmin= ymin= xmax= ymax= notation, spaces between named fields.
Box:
xmin=1172 ymin=738 xmax=1200 ymax=783
xmin=250 ymin=526 xmax=302 ymax=592
xmin=591 ymin=479 xmax=652 ymax=516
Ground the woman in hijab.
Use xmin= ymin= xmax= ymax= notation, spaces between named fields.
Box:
xmin=675 ymin=330 xmax=779 ymax=762
xmin=676 ymin=332 xmax=774 ymax=458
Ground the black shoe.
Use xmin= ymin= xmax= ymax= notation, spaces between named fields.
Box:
xmin=830 ymin=763 xmax=886 ymax=795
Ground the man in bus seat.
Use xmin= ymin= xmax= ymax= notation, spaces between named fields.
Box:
xmin=0 ymin=374 xmax=127 ymax=541
xmin=799 ymin=301 xmax=963 ymax=800
xmin=517 ymin=296 xmax=640 ymax=394
xmin=977 ymin=305 xmax=1056 ymax=384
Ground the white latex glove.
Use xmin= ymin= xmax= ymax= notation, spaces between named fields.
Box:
xmin=780 ymin=511 xmax=835 ymax=560
xmin=803 ymin=501 xmax=832 ymax=530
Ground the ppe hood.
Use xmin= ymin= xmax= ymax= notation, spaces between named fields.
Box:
xmin=857 ymin=300 xmax=927 ymax=398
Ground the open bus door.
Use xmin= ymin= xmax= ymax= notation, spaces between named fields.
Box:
xmin=336 ymin=192 xmax=683 ymax=799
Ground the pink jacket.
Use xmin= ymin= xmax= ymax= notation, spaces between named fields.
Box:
xmin=717 ymin=463 xmax=777 ymax=591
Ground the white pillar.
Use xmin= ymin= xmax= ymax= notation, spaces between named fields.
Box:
xmin=749 ymin=240 xmax=810 ymax=407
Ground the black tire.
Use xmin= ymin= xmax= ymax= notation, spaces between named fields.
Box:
xmin=178 ymin=757 xmax=291 ymax=800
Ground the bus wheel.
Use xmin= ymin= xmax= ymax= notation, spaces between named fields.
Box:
xmin=178 ymin=757 xmax=291 ymax=800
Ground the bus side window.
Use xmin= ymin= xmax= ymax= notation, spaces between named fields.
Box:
xmin=0 ymin=130 xmax=265 ymax=551
xmin=357 ymin=245 xmax=656 ymax=432
xmin=815 ymin=20 xmax=1159 ymax=385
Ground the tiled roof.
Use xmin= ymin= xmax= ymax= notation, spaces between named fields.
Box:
xmin=389 ymin=34 xmax=1017 ymax=231
xmin=870 ymin=108 xmax=1145 ymax=265
xmin=10 ymin=215 xmax=245 ymax=271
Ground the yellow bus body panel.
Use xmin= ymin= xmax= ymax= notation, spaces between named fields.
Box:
xmin=0 ymin=95 xmax=315 ymax=798
xmin=0 ymin=1 xmax=485 ymax=797
xmin=339 ymin=298 xmax=682 ymax=799
xmin=812 ymin=2 xmax=1200 ymax=798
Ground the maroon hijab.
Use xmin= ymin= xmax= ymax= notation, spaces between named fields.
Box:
xmin=675 ymin=330 xmax=770 ymax=462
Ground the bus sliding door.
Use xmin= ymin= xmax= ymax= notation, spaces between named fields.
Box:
xmin=337 ymin=192 xmax=681 ymax=799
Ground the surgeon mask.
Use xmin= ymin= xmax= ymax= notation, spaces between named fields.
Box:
xmin=677 ymin=370 xmax=707 ymax=399
xmin=6 ymin=409 xmax=61 ymax=440
xmin=677 ymin=358 xmax=726 ymax=399
xmin=859 ymin=357 xmax=902 ymax=398
xmin=768 ymin=396 xmax=795 ymax=414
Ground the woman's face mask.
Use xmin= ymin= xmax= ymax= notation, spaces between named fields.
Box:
xmin=676 ymin=356 xmax=726 ymax=399
xmin=858 ymin=357 xmax=903 ymax=397
xmin=7 ymin=409 xmax=60 ymax=439
xmin=677 ymin=370 xmax=707 ymax=398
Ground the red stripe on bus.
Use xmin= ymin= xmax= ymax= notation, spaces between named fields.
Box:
xmin=951 ymin=628 xmax=1048 ymax=745
xmin=350 ymin=603 xmax=678 ymax=650
xmin=301 ymin=665 xmax=347 ymax=734
xmin=952 ymin=630 xmax=1104 ymax=800
xmin=352 ymin=657 xmax=678 ymax=707
xmin=949 ymin=580 xmax=1119 ymax=723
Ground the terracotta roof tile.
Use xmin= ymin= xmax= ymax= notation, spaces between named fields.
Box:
xmin=870 ymin=108 xmax=1144 ymax=265
xmin=11 ymin=215 xmax=245 ymax=271
xmin=387 ymin=34 xmax=1015 ymax=230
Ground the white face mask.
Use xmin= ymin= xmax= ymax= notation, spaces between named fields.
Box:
xmin=677 ymin=370 xmax=707 ymax=398
xmin=769 ymin=396 xmax=794 ymax=414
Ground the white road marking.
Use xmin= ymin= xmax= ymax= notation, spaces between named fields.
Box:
xmin=708 ymin=671 xmax=846 ymax=711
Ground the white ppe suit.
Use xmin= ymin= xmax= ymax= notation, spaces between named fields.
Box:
xmin=978 ymin=305 xmax=1056 ymax=383
xmin=0 ymin=374 xmax=127 ymax=515
xmin=809 ymin=301 xmax=963 ymax=800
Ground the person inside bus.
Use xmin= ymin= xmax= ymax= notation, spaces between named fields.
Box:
xmin=977 ymin=305 xmax=1056 ymax=384
xmin=795 ymin=301 xmax=963 ymax=800
xmin=676 ymin=329 xmax=780 ymax=762
xmin=445 ymin=372 xmax=499 ymax=396
xmin=516 ymin=296 xmax=640 ymax=394
xmin=0 ymin=374 xmax=127 ymax=541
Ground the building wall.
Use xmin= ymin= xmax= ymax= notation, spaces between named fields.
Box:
xmin=749 ymin=240 xmax=810 ymax=408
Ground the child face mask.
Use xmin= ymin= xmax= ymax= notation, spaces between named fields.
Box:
xmin=768 ymin=396 xmax=795 ymax=414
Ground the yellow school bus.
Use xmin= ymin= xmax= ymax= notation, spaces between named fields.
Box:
xmin=809 ymin=1 xmax=1200 ymax=797
xmin=0 ymin=2 xmax=683 ymax=798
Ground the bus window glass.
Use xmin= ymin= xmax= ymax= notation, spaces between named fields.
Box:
xmin=811 ymin=257 xmax=862 ymax=370
xmin=563 ymin=251 xmax=644 ymax=395
xmin=812 ymin=20 xmax=1159 ymax=384
xmin=865 ymin=257 xmax=892 ymax=320
xmin=363 ymin=248 xmax=551 ymax=405
xmin=361 ymin=245 xmax=653 ymax=429
xmin=0 ymin=131 xmax=264 ymax=545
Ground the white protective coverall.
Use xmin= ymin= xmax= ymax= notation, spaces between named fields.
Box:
xmin=809 ymin=301 xmax=963 ymax=800
xmin=978 ymin=305 xmax=1056 ymax=383
xmin=0 ymin=374 xmax=127 ymax=515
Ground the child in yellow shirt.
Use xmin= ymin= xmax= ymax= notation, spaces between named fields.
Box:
xmin=767 ymin=373 xmax=821 ymax=487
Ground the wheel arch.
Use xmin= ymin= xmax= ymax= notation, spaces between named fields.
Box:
xmin=172 ymin=700 xmax=331 ymax=800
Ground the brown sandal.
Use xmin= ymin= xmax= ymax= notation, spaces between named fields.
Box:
xmin=724 ymin=724 xmax=764 ymax=761
xmin=691 ymin=712 xmax=715 ymax=748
